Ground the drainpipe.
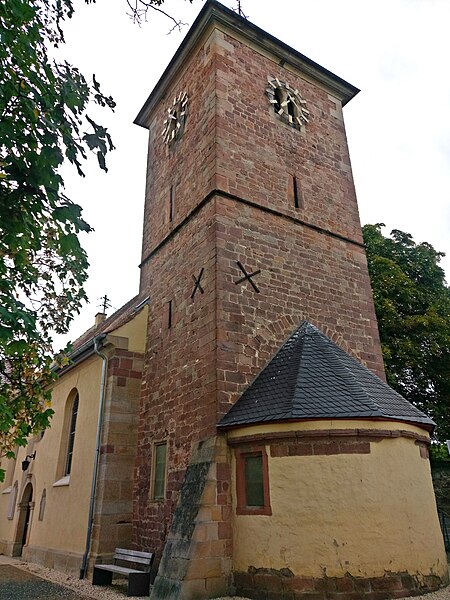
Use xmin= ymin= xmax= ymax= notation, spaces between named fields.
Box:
xmin=80 ymin=334 xmax=108 ymax=579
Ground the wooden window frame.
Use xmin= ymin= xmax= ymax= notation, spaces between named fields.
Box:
xmin=151 ymin=441 xmax=168 ymax=502
xmin=235 ymin=445 xmax=271 ymax=516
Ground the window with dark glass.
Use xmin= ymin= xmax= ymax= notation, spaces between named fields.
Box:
xmin=65 ymin=393 xmax=79 ymax=476
xmin=244 ymin=454 xmax=264 ymax=507
xmin=235 ymin=447 xmax=271 ymax=516
xmin=153 ymin=442 xmax=167 ymax=500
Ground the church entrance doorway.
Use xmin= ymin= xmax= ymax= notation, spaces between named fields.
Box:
xmin=14 ymin=483 xmax=34 ymax=556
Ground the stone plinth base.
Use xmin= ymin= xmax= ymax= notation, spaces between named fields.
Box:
xmin=234 ymin=568 xmax=448 ymax=600
xmin=21 ymin=544 xmax=83 ymax=577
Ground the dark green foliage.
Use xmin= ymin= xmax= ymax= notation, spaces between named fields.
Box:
xmin=429 ymin=443 xmax=450 ymax=461
xmin=363 ymin=224 xmax=450 ymax=441
xmin=0 ymin=0 xmax=115 ymax=480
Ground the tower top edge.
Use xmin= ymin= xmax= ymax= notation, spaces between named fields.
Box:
xmin=134 ymin=0 xmax=360 ymax=129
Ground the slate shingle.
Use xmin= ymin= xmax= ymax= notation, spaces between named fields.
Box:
xmin=217 ymin=321 xmax=434 ymax=429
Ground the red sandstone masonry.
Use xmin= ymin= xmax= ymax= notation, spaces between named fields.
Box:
xmin=214 ymin=32 xmax=363 ymax=244
xmin=134 ymin=201 xmax=219 ymax=560
xmin=89 ymin=346 xmax=144 ymax=568
xmin=233 ymin=570 xmax=446 ymax=600
xmin=134 ymin=19 xmax=386 ymax=583
xmin=139 ymin=31 xmax=218 ymax=288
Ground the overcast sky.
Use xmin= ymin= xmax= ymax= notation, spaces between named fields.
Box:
xmin=54 ymin=0 xmax=450 ymax=349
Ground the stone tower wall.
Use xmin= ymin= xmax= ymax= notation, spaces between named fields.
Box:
xmin=135 ymin=200 xmax=217 ymax=558
xmin=134 ymin=12 xmax=385 ymax=585
xmin=139 ymin=31 xmax=218 ymax=290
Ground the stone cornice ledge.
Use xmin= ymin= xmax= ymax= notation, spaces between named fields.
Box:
xmin=227 ymin=428 xmax=431 ymax=447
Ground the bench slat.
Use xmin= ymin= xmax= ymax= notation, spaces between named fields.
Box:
xmin=114 ymin=548 xmax=153 ymax=560
xmin=95 ymin=565 xmax=143 ymax=575
xmin=115 ymin=554 xmax=151 ymax=566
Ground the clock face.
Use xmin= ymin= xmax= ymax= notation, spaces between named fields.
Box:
xmin=162 ymin=91 xmax=188 ymax=144
xmin=266 ymin=78 xmax=309 ymax=130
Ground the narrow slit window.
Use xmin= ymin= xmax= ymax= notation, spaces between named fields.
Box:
xmin=38 ymin=489 xmax=46 ymax=521
xmin=169 ymin=186 xmax=174 ymax=222
xmin=167 ymin=300 xmax=172 ymax=329
xmin=292 ymin=175 xmax=303 ymax=210
xmin=293 ymin=176 xmax=299 ymax=208
xmin=153 ymin=442 xmax=167 ymax=501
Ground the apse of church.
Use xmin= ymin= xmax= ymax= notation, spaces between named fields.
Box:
xmin=132 ymin=2 xmax=446 ymax=599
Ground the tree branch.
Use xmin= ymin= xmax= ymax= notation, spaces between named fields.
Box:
xmin=126 ymin=0 xmax=191 ymax=32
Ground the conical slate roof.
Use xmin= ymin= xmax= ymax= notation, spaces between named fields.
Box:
xmin=218 ymin=322 xmax=434 ymax=430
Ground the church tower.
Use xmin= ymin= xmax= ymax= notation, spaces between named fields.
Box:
xmin=133 ymin=2 xmax=446 ymax=598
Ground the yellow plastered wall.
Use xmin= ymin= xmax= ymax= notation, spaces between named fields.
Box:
xmin=0 ymin=307 xmax=147 ymax=560
xmin=112 ymin=306 xmax=147 ymax=353
xmin=0 ymin=354 xmax=102 ymax=556
xmin=229 ymin=420 xmax=447 ymax=580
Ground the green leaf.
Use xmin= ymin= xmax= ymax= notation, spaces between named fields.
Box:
xmin=0 ymin=0 xmax=114 ymax=457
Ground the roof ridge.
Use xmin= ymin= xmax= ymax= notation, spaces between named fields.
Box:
xmin=284 ymin=326 xmax=307 ymax=402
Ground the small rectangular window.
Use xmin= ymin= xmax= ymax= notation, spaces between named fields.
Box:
xmin=153 ymin=442 xmax=167 ymax=501
xmin=236 ymin=447 xmax=271 ymax=516
xmin=244 ymin=454 xmax=264 ymax=507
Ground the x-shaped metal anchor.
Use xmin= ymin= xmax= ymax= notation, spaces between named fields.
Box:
xmin=235 ymin=261 xmax=261 ymax=293
xmin=191 ymin=268 xmax=205 ymax=299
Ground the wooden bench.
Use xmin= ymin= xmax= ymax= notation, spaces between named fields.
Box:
xmin=92 ymin=548 xmax=154 ymax=597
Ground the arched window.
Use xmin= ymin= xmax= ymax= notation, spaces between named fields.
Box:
xmin=55 ymin=390 xmax=79 ymax=483
xmin=65 ymin=393 xmax=79 ymax=476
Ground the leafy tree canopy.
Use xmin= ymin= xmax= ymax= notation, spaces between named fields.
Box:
xmin=363 ymin=224 xmax=450 ymax=441
xmin=0 ymin=0 xmax=116 ymax=480
xmin=0 ymin=0 xmax=192 ymax=482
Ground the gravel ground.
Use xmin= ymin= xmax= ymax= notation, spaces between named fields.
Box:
xmin=11 ymin=560 xmax=250 ymax=599
xmin=0 ymin=565 xmax=85 ymax=600
xmin=8 ymin=560 xmax=450 ymax=600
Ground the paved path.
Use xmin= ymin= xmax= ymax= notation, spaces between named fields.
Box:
xmin=0 ymin=564 xmax=93 ymax=600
